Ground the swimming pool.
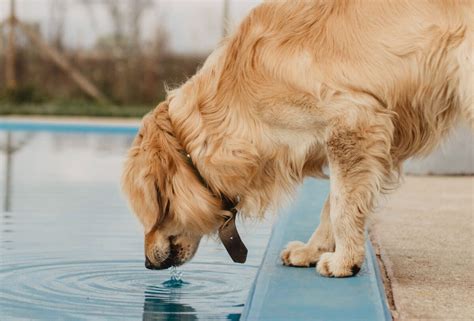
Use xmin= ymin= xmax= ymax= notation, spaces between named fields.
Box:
xmin=0 ymin=120 xmax=273 ymax=320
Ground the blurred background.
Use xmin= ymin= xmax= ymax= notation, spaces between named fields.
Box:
xmin=0 ymin=0 xmax=258 ymax=116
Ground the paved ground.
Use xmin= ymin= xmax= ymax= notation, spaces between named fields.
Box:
xmin=370 ymin=176 xmax=473 ymax=321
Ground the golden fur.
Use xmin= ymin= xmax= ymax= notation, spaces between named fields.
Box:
xmin=122 ymin=0 xmax=473 ymax=275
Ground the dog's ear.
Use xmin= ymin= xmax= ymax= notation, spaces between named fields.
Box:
xmin=122 ymin=112 xmax=168 ymax=233
xmin=122 ymin=106 xmax=224 ymax=236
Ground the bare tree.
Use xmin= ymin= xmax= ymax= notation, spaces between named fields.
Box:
xmin=128 ymin=0 xmax=154 ymax=52
xmin=49 ymin=0 xmax=68 ymax=49
xmin=81 ymin=0 xmax=155 ymax=55
xmin=79 ymin=0 xmax=99 ymax=33
xmin=75 ymin=0 xmax=171 ymax=104
xmin=103 ymin=0 xmax=126 ymax=51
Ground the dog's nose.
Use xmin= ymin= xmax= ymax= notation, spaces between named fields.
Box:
xmin=145 ymin=256 xmax=155 ymax=270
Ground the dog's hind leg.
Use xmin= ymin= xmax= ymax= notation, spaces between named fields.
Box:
xmin=280 ymin=196 xmax=335 ymax=267
xmin=316 ymin=114 xmax=394 ymax=277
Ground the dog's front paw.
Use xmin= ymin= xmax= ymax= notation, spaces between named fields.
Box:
xmin=280 ymin=241 xmax=318 ymax=267
xmin=316 ymin=252 xmax=362 ymax=277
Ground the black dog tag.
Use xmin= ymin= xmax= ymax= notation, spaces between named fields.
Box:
xmin=218 ymin=211 xmax=248 ymax=263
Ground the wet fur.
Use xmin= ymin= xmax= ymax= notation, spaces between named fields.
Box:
xmin=122 ymin=0 xmax=473 ymax=275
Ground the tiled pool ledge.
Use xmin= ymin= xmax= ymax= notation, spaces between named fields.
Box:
xmin=242 ymin=179 xmax=392 ymax=321
xmin=0 ymin=119 xmax=139 ymax=134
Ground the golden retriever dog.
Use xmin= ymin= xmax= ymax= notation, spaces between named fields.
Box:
xmin=122 ymin=0 xmax=473 ymax=277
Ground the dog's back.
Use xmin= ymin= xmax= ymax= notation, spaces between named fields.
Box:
xmin=239 ymin=0 xmax=473 ymax=160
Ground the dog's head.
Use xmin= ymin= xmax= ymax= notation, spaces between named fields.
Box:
xmin=122 ymin=103 xmax=228 ymax=270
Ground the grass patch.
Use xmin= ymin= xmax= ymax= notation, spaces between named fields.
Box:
xmin=0 ymin=101 xmax=152 ymax=118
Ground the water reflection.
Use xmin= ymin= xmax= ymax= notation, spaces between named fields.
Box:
xmin=143 ymin=286 xmax=198 ymax=321
xmin=0 ymin=130 xmax=133 ymax=213
xmin=51 ymin=132 xmax=133 ymax=155
xmin=0 ymin=131 xmax=35 ymax=212
xmin=142 ymin=285 xmax=242 ymax=321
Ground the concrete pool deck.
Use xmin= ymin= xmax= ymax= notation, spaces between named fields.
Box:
xmin=370 ymin=175 xmax=473 ymax=320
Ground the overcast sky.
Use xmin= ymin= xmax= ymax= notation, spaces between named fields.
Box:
xmin=0 ymin=0 xmax=261 ymax=54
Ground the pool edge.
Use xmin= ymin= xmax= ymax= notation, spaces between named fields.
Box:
xmin=241 ymin=179 xmax=392 ymax=321
xmin=0 ymin=119 xmax=139 ymax=134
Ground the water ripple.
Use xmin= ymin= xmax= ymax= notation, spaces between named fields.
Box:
xmin=1 ymin=259 xmax=256 ymax=320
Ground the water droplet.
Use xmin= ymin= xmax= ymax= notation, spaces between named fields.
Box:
xmin=169 ymin=266 xmax=183 ymax=282
xmin=162 ymin=266 xmax=187 ymax=288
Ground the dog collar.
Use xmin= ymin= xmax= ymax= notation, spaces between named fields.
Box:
xmin=182 ymin=152 xmax=248 ymax=264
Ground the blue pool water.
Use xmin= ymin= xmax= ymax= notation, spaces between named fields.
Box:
xmin=0 ymin=122 xmax=273 ymax=320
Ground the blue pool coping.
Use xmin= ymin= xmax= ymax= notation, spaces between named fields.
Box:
xmin=0 ymin=120 xmax=139 ymax=134
xmin=241 ymin=179 xmax=392 ymax=321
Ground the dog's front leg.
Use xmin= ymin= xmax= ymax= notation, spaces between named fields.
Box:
xmin=316 ymin=119 xmax=393 ymax=277
xmin=281 ymin=196 xmax=335 ymax=267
